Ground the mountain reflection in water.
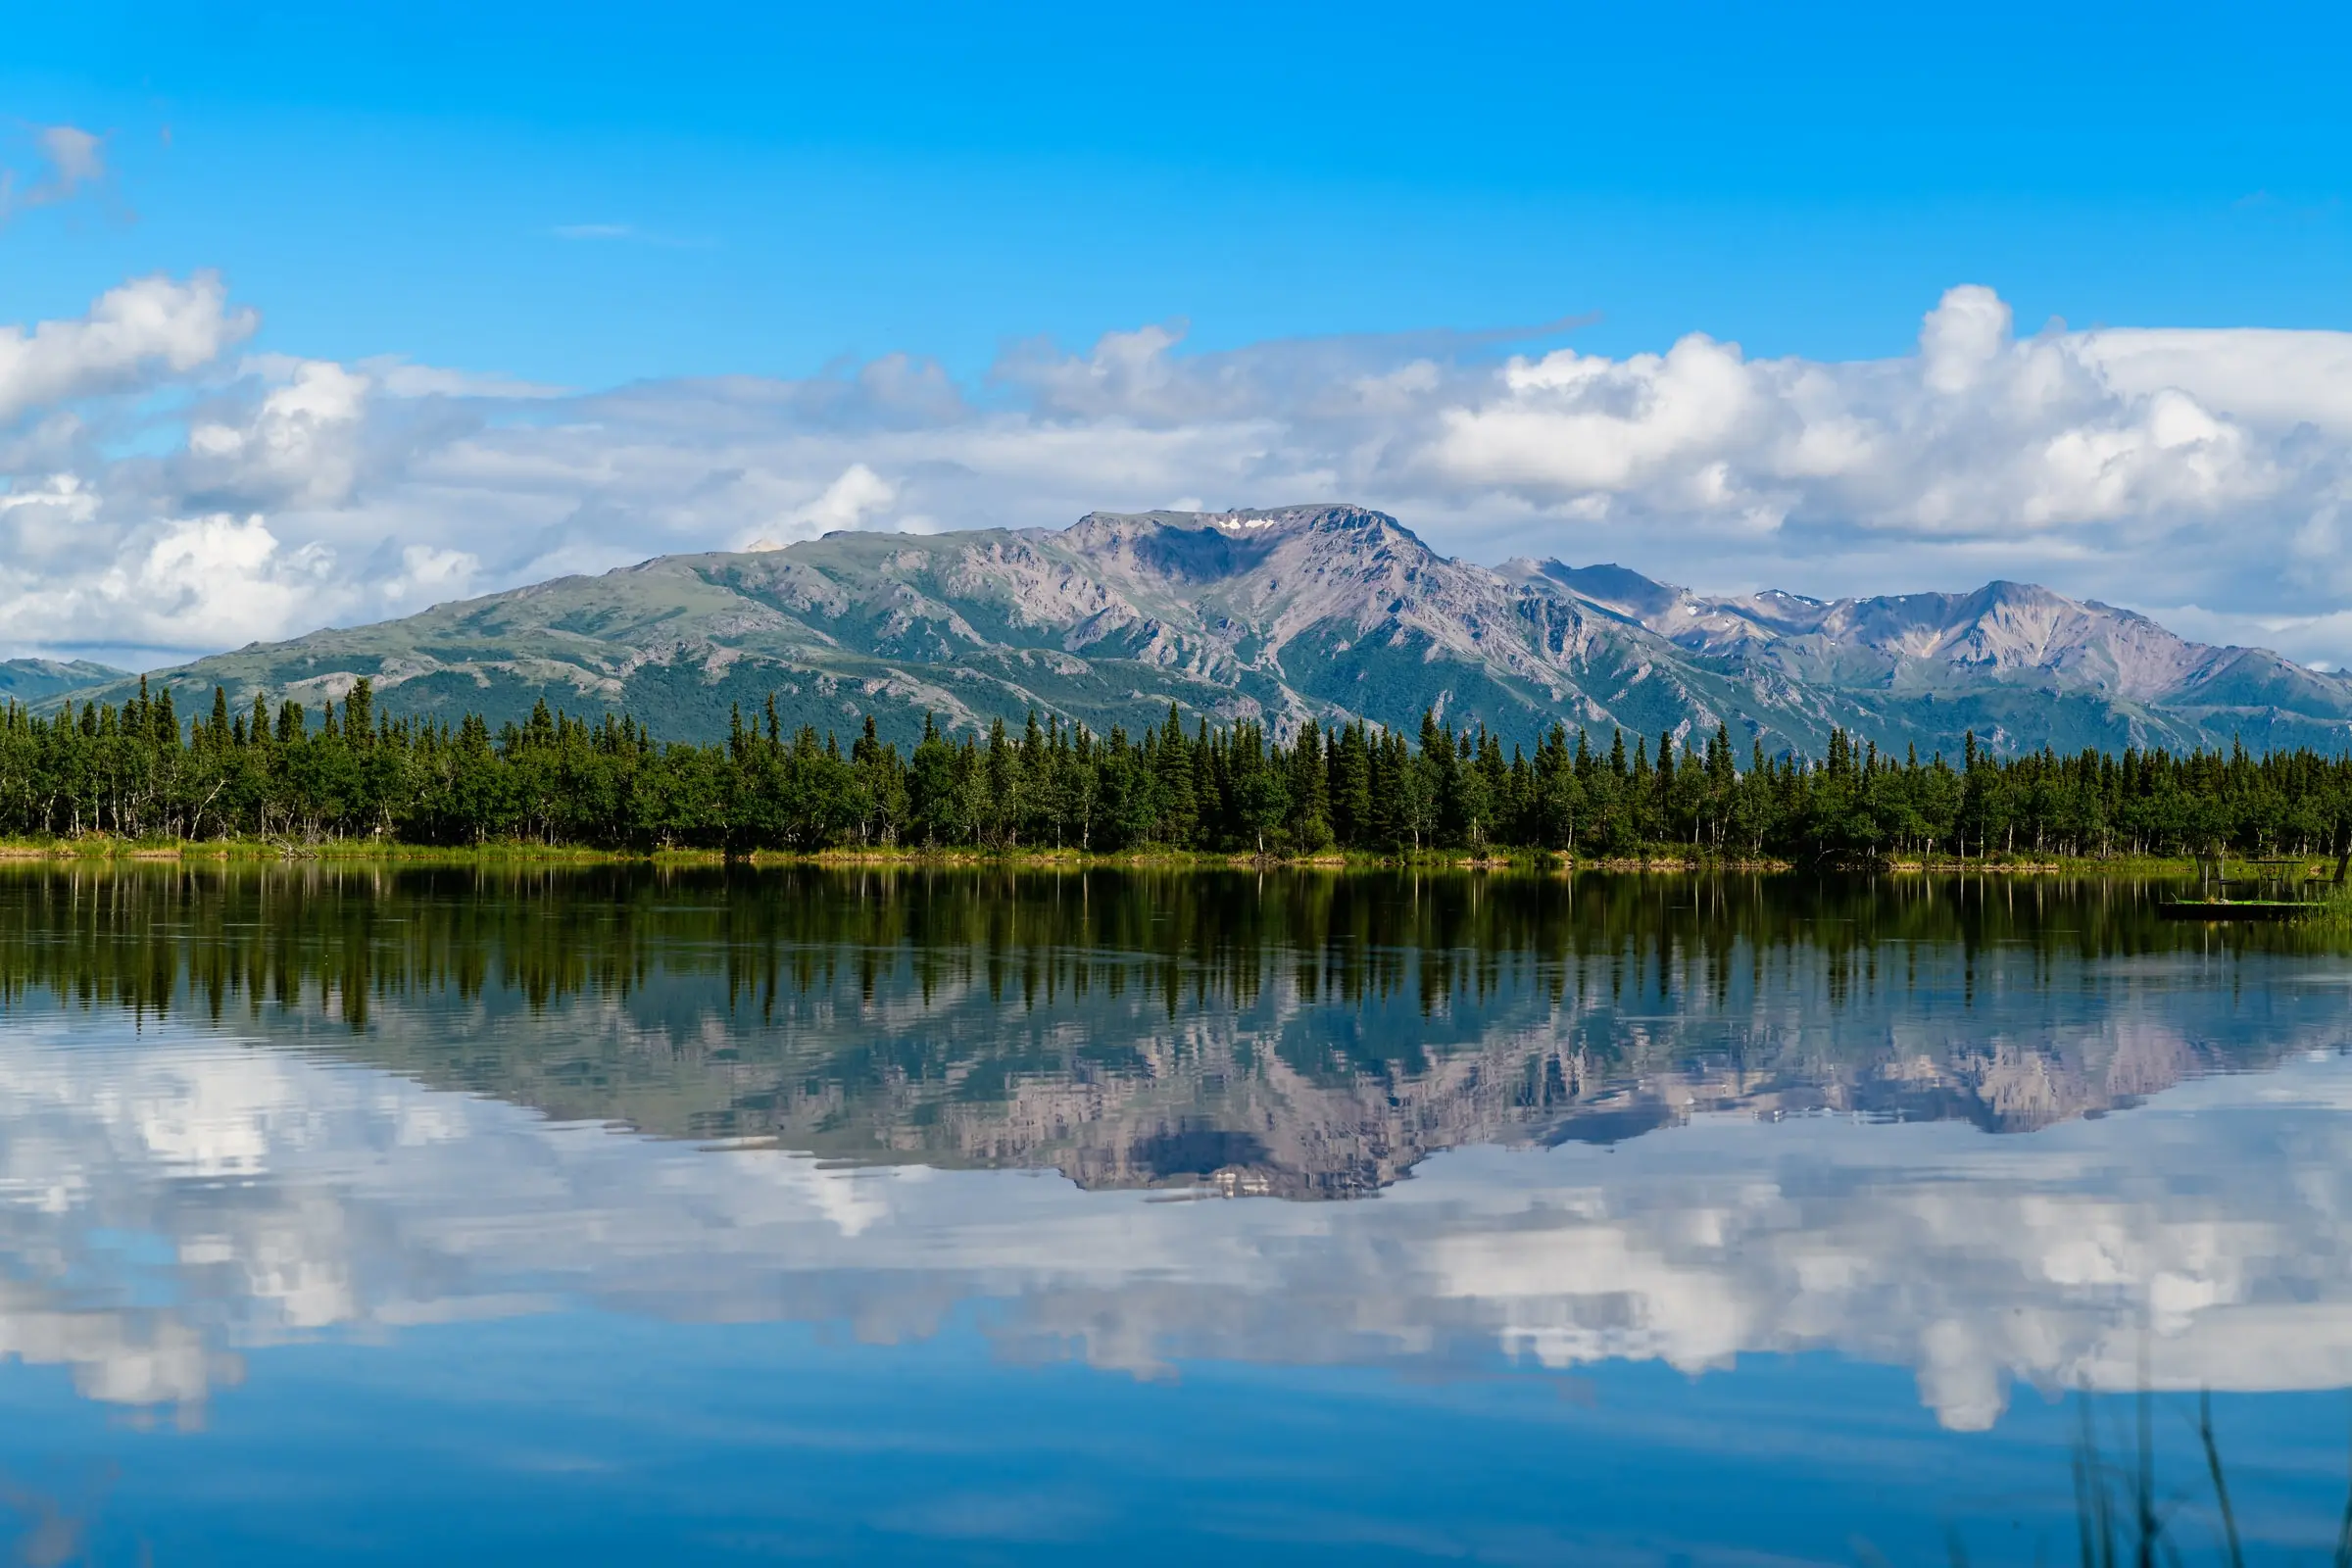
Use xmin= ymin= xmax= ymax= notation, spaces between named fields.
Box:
xmin=0 ymin=862 xmax=2345 ymax=1446
xmin=0 ymin=865 xmax=2331 ymax=1195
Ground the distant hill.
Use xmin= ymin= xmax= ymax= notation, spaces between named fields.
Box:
xmin=0 ymin=658 xmax=129 ymax=705
xmin=45 ymin=504 xmax=2352 ymax=757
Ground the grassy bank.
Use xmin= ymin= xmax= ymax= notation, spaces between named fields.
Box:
xmin=0 ymin=837 xmax=710 ymax=866
xmin=0 ymin=836 xmax=2279 ymax=878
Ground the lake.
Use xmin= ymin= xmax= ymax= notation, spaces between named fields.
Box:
xmin=0 ymin=863 xmax=2347 ymax=1564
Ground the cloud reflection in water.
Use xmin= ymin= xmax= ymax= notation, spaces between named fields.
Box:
xmin=0 ymin=1008 xmax=2343 ymax=1434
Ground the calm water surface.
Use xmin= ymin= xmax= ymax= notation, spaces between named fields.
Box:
xmin=0 ymin=865 xmax=2348 ymax=1564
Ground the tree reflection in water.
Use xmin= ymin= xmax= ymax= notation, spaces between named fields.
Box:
xmin=0 ymin=864 xmax=2327 ymax=1195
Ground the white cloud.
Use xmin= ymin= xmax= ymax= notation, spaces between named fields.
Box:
xmin=0 ymin=513 xmax=337 ymax=653
xmin=1001 ymin=321 xmax=1200 ymax=419
xmin=185 ymin=359 xmax=372 ymax=509
xmin=11 ymin=275 xmax=2352 ymax=663
xmin=353 ymin=356 xmax=566 ymax=400
xmin=1426 ymin=285 xmax=2292 ymax=544
xmin=0 ymin=273 xmax=256 ymax=426
xmin=0 ymin=473 xmax=102 ymax=565
xmin=236 ymin=352 xmax=561 ymax=402
xmin=115 ymin=514 xmax=336 ymax=646
xmin=1917 ymin=281 xmax=2012 ymax=394
xmin=381 ymin=543 xmax=479 ymax=607
xmin=743 ymin=461 xmax=898 ymax=549
xmin=1434 ymin=332 xmax=1767 ymax=495
xmin=38 ymin=125 xmax=104 ymax=184
xmin=2080 ymin=325 xmax=2352 ymax=436
xmin=0 ymin=123 xmax=107 ymax=223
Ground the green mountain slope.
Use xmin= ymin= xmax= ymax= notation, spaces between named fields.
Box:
xmin=0 ymin=658 xmax=129 ymax=704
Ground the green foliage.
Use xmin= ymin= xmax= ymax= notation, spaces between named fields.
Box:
xmin=4 ymin=679 xmax=2349 ymax=860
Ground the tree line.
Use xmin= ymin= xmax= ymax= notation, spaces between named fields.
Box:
xmin=3 ymin=676 xmax=2348 ymax=859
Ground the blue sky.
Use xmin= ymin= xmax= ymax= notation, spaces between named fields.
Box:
xmin=7 ymin=0 xmax=2352 ymax=666
xmin=11 ymin=0 xmax=2351 ymax=387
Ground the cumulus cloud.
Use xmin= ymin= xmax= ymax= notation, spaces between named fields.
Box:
xmin=2079 ymin=326 xmax=2352 ymax=436
xmin=1427 ymin=285 xmax=2293 ymax=546
xmin=124 ymin=514 xmax=334 ymax=639
xmin=0 ymin=273 xmax=255 ymax=426
xmin=379 ymin=543 xmax=479 ymax=608
xmin=0 ymin=473 xmax=102 ymax=566
xmin=0 ymin=511 xmax=336 ymax=656
xmin=743 ymin=462 xmax=898 ymax=550
xmin=11 ymin=275 xmax=2352 ymax=664
xmin=184 ymin=359 xmax=373 ymax=509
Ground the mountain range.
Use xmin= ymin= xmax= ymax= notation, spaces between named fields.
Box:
xmin=0 ymin=658 xmax=135 ymax=706
xmin=43 ymin=503 xmax=2352 ymax=757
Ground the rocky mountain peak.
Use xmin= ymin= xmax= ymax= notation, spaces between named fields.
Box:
xmin=1212 ymin=502 xmax=1398 ymax=534
xmin=1506 ymin=557 xmax=2352 ymax=725
xmin=1060 ymin=502 xmax=1410 ymax=551
xmin=1523 ymin=561 xmax=1690 ymax=623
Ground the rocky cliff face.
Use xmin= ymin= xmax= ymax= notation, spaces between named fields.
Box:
xmin=47 ymin=504 xmax=2352 ymax=756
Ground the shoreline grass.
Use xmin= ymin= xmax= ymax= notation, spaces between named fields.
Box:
xmin=0 ymin=835 xmax=2262 ymax=878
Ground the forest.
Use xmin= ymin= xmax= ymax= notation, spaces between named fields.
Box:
xmin=3 ymin=676 xmax=2349 ymax=859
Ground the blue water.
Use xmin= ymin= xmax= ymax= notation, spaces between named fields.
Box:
xmin=0 ymin=866 xmax=2347 ymax=1564
xmin=7 ymin=1300 xmax=2350 ymax=1564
